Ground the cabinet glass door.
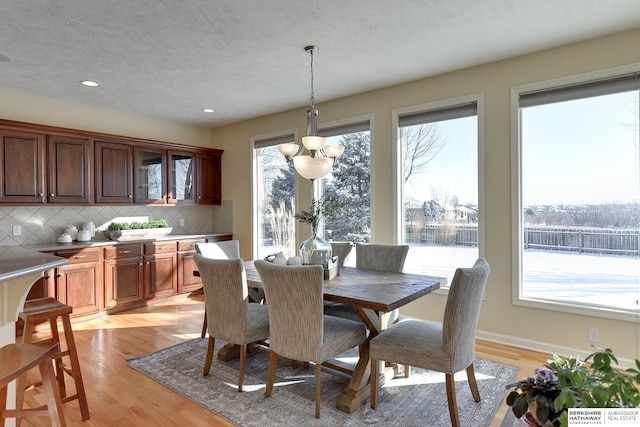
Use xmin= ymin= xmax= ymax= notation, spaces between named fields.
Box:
xmin=135 ymin=147 xmax=166 ymax=203
xmin=170 ymin=151 xmax=194 ymax=203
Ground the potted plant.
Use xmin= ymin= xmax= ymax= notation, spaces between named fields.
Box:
xmin=104 ymin=219 xmax=172 ymax=241
xmin=506 ymin=347 xmax=640 ymax=427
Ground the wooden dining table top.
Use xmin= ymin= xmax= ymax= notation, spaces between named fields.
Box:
xmin=243 ymin=260 xmax=445 ymax=313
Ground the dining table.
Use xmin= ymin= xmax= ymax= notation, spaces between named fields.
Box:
xmin=242 ymin=260 xmax=445 ymax=414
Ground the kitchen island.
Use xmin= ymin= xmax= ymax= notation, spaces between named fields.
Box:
xmin=0 ymin=246 xmax=67 ymax=346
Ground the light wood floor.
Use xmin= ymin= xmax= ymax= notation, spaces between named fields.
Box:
xmin=17 ymin=295 xmax=550 ymax=427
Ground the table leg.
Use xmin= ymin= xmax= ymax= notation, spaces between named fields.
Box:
xmin=336 ymin=308 xmax=391 ymax=413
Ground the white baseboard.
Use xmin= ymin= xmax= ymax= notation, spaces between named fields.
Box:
xmin=476 ymin=330 xmax=637 ymax=369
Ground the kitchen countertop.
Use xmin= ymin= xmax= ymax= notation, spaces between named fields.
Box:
xmin=20 ymin=232 xmax=232 ymax=252
xmin=0 ymin=246 xmax=68 ymax=282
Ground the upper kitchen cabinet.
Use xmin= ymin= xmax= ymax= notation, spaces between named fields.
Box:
xmin=95 ymin=140 xmax=133 ymax=204
xmin=168 ymin=151 xmax=195 ymax=204
xmin=134 ymin=145 xmax=167 ymax=204
xmin=196 ymin=151 xmax=222 ymax=205
xmin=47 ymin=135 xmax=92 ymax=204
xmin=0 ymin=129 xmax=45 ymax=203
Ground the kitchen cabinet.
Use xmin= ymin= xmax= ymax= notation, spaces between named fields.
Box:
xmin=177 ymin=238 xmax=206 ymax=293
xmin=103 ymin=244 xmax=144 ymax=312
xmin=134 ymin=145 xmax=167 ymax=204
xmin=47 ymin=134 xmax=92 ymax=204
xmin=95 ymin=140 xmax=133 ymax=204
xmin=196 ymin=151 xmax=222 ymax=205
xmin=177 ymin=235 xmax=232 ymax=293
xmin=28 ymin=247 xmax=103 ymax=316
xmin=168 ymin=151 xmax=195 ymax=204
xmin=0 ymin=119 xmax=223 ymax=206
xmin=0 ymin=129 xmax=45 ymax=203
xmin=143 ymin=241 xmax=178 ymax=299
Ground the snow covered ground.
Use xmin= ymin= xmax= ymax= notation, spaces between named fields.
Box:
xmin=399 ymin=244 xmax=640 ymax=311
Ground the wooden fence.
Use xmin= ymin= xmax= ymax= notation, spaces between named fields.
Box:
xmin=405 ymin=224 xmax=640 ymax=255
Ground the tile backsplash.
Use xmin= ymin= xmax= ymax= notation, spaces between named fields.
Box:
xmin=0 ymin=201 xmax=232 ymax=246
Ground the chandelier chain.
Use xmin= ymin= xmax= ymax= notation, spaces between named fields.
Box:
xmin=309 ymin=47 xmax=315 ymax=108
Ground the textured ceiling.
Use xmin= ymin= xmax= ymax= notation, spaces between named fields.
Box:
xmin=2 ymin=1 xmax=640 ymax=127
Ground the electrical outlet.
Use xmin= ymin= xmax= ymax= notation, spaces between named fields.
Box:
xmin=12 ymin=225 xmax=21 ymax=236
xmin=179 ymin=218 xmax=185 ymax=227
xmin=588 ymin=327 xmax=599 ymax=342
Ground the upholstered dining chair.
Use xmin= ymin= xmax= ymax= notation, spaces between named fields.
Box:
xmin=324 ymin=243 xmax=409 ymax=324
xmin=254 ymin=260 xmax=367 ymax=419
xmin=193 ymin=255 xmax=270 ymax=392
xmin=195 ymin=240 xmax=241 ymax=338
xmin=369 ymin=258 xmax=490 ymax=427
xmin=330 ymin=241 xmax=353 ymax=270
xmin=355 ymin=242 xmax=409 ymax=272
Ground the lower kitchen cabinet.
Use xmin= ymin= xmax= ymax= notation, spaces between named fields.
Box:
xmin=177 ymin=239 xmax=206 ymax=293
xmin=143 ymin=241 xmax=178 ymax=299
xmin=104 ymin=244 xmax=144 ymax=313
xmin=28 ymin=247 xmax=103 ymax=316
xmin=29 ymin=234 xmax=232 ymax=317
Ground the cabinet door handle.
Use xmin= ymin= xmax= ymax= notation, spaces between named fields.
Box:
xmin=119 ymin=250 xmax=132 ymax=254
xmin=128 ymin=194 xmax=132 ymax=198
xmin=72 ymin=255 xmax=86 ymax=259
xmin=49 ymin=193 xmax=55 ymax=197
xmin=198 ymin=195 xmax=202 ymax=199
xmin=57 ymin=273 xmax=64 ymax=278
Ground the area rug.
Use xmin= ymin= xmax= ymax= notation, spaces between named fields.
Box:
xmin=127 ymin=338 xmax=518 ymax=427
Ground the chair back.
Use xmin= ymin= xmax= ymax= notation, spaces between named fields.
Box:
xmin=355 ymin=243 xmax=409 ymax=272
xmin=195 ymin=240 xmax=240 ymax=259
xmin=442 ymin=257 xmax=490 ymax=371
xmin=254 ymin=260 xmax=324 ymax=361
xmin=194 ymin=255 xmax=249 ymax=343
xmin=330 ymin=242 xmax=353 ymax=268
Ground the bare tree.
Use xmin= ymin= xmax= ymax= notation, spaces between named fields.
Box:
xmin=402 ymin=123 xmax=447 ymax=183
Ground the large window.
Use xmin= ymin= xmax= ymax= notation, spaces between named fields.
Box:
xmin=319 ymin=120 xmax=371 ymax=257
xmin=397 ymin=99 xmax=480 ymax=282
xmin=254 ymin=133 xmax=296 ymax=259
xmin=516 ymin=73 xmax=640 ymax=319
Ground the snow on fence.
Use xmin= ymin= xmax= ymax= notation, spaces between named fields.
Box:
xmin=405 ymin=224 xmax=640 ymax=255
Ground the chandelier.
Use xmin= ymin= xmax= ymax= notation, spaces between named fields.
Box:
xmin=278 ymin=45 xmax=344 ymax=181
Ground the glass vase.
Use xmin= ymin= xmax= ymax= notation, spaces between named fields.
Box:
xmin=300 ymin=228 xmax=332 ymax=268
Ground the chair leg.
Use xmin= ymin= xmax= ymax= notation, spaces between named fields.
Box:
xmin=264 ymin=352 xmax=278 ymax=398
xmin=200 ymin=308 xmax=207 ymax=339
xmin=466 ymin=364 xmax=481 ymax=402
xmin=1 ymin=383 xmax=8 ymax=427
xmin=60 ymin=314 xmax=89 ymax=421
xmin=315 ymin=363 xmax=321 ymax=418
xmin=38 ymin=358 xmax=66 ymax=427
xmin=370 ymin=357 xmax=378 ymax=409
xmin=203 ymin=336 xmax=215 ymax=376
xmin=238 ymin=345 xmax=246 ymax=392
xmin=445 ymin=373 xmax=460 ymax=427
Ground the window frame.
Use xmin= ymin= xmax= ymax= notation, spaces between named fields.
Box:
xmin=393 ymin=94 xmax=485 ymax=288
xmin=318 ymin=114 xmax=373 ymax=242
xmin=251 ymin=129 xmax=298 ymax=260
xmin=510 ymin=65 xmax=640 ymax=322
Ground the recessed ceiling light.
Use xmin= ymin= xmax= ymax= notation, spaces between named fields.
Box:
xmin=202 ymin=108 xmax=215 ymax=113
xmin=81 ymin=80 xmax=99 ymax=87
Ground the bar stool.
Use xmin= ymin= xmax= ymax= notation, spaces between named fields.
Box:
xmin=17 ymin=297 xmax=90 ymax=421
xmin=0 ymin=342 xmax=66 ymax=427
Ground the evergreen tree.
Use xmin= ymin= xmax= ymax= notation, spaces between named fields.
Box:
xmin=323 ymin=132 xmax=371 ymax=242
xmin=269 ymin=163 xmax=295 ymax=211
